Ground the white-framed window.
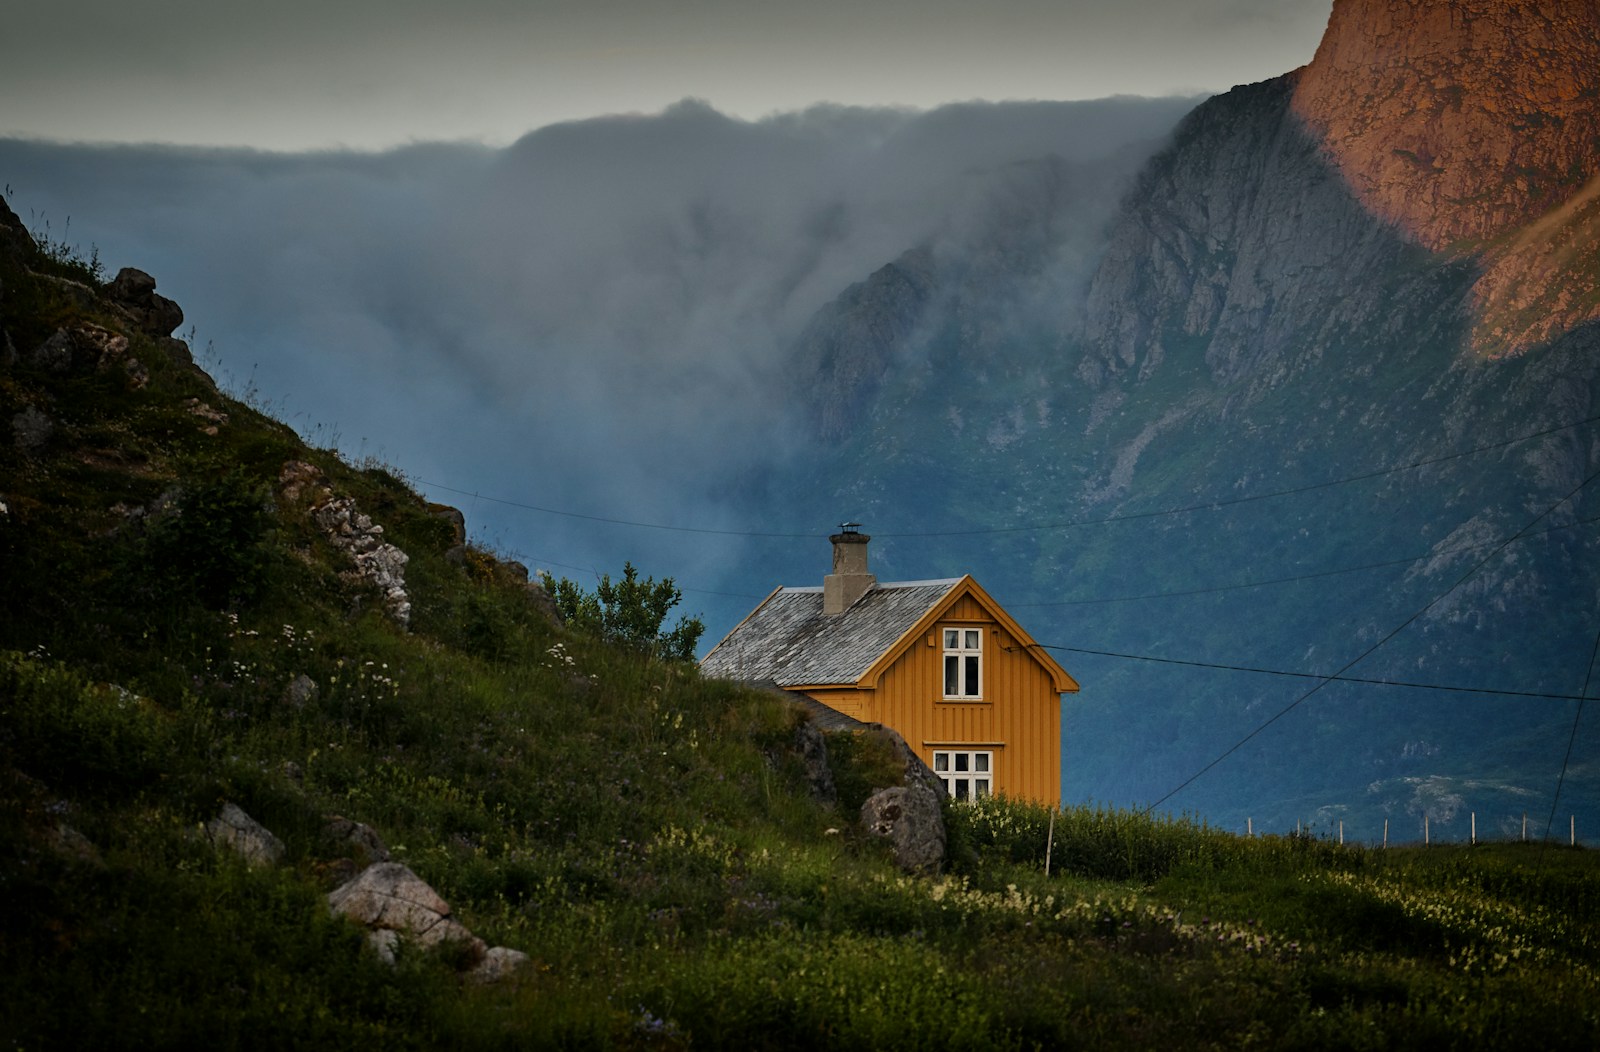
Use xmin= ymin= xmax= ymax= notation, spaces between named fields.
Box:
xmin=932 ymin=750 xmax=993 ymax=800
xmin=942 ymin=627 xmax=982 ymax=699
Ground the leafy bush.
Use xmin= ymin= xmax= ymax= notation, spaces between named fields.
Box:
xmin=541 ymin=561 xmax=704 ymax=660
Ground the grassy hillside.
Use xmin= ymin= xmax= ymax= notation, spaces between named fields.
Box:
xmin=2 ymin=201 xmax=1598 ymax=1049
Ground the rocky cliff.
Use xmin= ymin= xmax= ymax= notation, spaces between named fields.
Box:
xmin=1289 ymin=0 xmax=1600 ymax=356
xmin=1081 ymin=74 xmax=1465 ymax=390
xmin=1085 ymin=0 xmax=1600 ymax=373
xmin=1290 ymin=0 xmax=1600 ymax=250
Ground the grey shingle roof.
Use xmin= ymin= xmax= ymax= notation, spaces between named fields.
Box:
xmin=700 ymin=579 xmax=962 ymax=687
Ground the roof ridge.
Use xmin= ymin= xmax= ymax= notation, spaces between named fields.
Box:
xmin=778 ymin=577 xmax=961 ymax=594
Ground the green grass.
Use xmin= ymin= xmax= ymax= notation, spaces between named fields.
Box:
xmin=3 ymin=208 xmax=1598 ymax=1050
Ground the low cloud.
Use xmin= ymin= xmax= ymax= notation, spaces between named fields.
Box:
xmin=1 ymin=95 xmax=1194 ymax=625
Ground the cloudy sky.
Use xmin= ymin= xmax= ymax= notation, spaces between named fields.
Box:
xmin=3 ymin=1 xmax=1335 ymax=637
xmin=6 ymin=1 xmax=1330 ymax=150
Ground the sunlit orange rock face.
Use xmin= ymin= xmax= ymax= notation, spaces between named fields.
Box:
xmin=1291 ymin=0 xmax=1600 ymax=356
xmin=1291 ymin=0 xmax=1600 ymax=250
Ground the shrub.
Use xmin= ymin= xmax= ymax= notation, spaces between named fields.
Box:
xmin=541 ymin=562 xmax=704 ymax=660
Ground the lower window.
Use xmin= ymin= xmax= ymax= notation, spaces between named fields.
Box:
xmin=932 ymin=750 xmax=992 ymax=800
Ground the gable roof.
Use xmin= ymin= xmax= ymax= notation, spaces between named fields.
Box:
xmin=701 ymin=575 xmax=1078 ymax=693
xmin=700 ymin=579 xmax=962 ymax=687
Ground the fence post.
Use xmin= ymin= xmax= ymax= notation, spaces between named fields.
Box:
xmin=1522 ymin=812 xmax=1528 ymax=842
xmin=1425 ymin=815 xmax=1430 ymax=845
xmin=1045 ymin=809 xmax=1056 ymax=876
xmin=1247 ymin=817 xmax=1253 ymax=838
xmin=1383 ymin=818 xmax=1388 ymax=849
xmin=1471 ymin=812 xmax=1476 ymax=845
xmin=1339 ymin=820 xmax=1344 ymax=846
xmin=1573 ymin=815 xmax=1577 ymax=847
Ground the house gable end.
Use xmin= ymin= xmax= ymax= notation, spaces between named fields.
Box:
xmin=855 ymin=576 xmax=1078 ymax=694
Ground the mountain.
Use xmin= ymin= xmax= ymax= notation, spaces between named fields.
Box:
xmin=772 ymin=0 xmax=1600 ymax=839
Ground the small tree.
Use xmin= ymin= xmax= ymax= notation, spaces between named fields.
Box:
xmin=540 ymin=562 xmax=704 ymax=661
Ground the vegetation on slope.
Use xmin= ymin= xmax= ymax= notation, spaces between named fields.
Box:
xmin=2 ymin=202 xmax=1597 ymax=1049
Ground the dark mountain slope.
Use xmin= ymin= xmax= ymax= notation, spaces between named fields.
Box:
xmin=768 ymin=0 xmax=1600 ymax=838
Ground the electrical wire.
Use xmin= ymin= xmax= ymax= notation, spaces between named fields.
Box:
xmin=1138 ymin=463 xmax=1600 ymax=816
xmin=1026 ymin=642 xmax=1593 ymax=702
xmin=1540 ymin=623 xmax=1599 ymax=857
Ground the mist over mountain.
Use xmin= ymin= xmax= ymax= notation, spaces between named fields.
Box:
xmin=0 ymin=94 xmax=1195 ymax=593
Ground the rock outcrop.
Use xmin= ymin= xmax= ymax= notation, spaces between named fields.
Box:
xmin=311 ymin=496 xmax=412 ymax=627
xmin=205 ymin=802 xmax=286 ymax=867
xmin=104 ymin=267 xmax=184 ymax=338
xmin=858 ymin=728 xmax=947 ymax=874
xmin=328 ymin=862 xmax=483 ymax=958
xmin=280 ymin=461 xmax=412 ymax=626
xmin=1083 ymin=75 xmax=1444 ymax=390
xmin=328 ymin=861 xmax=528 ymax=981
xmin=1286 ymin=0 xmax=1600 ymax=356
xmin=860 ymin=782 xmax=945 ymax=874
xmin=1290 ymin=0 xmax=1600 ymax=251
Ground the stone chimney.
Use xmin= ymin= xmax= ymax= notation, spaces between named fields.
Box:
xmin=823 ymin=524 xmax=875 ymax=615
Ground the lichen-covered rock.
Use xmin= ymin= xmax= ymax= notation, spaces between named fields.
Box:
xmin=205 ymin=802 xmax=285 ymax=867
xmin=860 ymin=782 xmax=945 ymax=874
xmin=309 ymin=495 xmax=411 ymax=627
xmin=278 ymin=460 xmax=329 ymax=505
xmin=467 ymin=946 xmax=530 ymax=984
xmin=31 ymin=329 xmax=76 ymax=372
xmin=328 ymin=862 xmax=485 ymax=960
xmin=283 ymin=673 xmax=319 ymax=709
xmin=427 ymin=502 xmax=466 ymax=546
xmin=525 ymin=578 xmax=564 ymax=627
xmin=0 ymin=195 xmax=29 ymax=266
xmin=46 ymin=822 xmax=100 ymax=865
xmin=793 ymin=718 xmax=836 ymax=806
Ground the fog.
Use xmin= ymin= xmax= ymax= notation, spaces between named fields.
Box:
xmin=1 ymin=94 xmax=1196 ymax=632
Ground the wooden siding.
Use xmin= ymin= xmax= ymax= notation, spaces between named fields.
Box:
xmin=785 ymin=580 xmax=1070 ymax=807
xmin=803 ymin=688 xmax=870 ymax=721
xmin=868 ymin=606 xmax=1061 ymax=805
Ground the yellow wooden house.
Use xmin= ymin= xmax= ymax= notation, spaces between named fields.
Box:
xmin=700 ymin=528 xmax=1078 ymax=805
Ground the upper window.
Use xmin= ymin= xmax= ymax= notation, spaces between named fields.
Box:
xmin=942 ymin=627 xmax=981 ymax=699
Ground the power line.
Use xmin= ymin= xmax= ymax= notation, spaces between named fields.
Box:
xmin=1026 ymin=642 xmax=1594 ymax=702
xmin=1139 ymin=463 xmax=1600 ymax=816
xmin=414 ymin=413 xmax=1600 ymax=542
xmin=1541 ymin=623 xmax=1599 ymax=857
